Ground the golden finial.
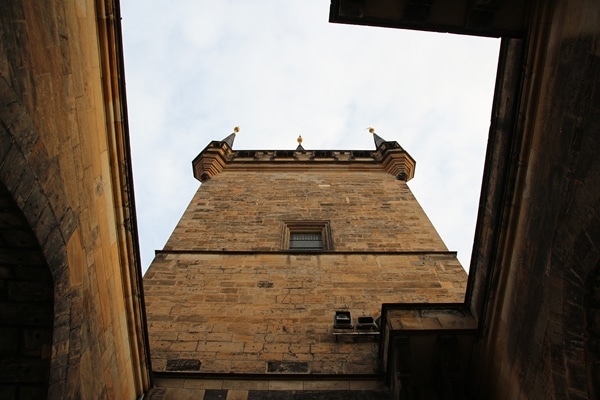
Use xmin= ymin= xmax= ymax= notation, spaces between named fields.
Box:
xmin=368 ymin=127 xmax=375 ymax=134
xmin=297 ymin=135 xmax=303 ymax=144
xmin=234 ymin=126 xmax=240 ymax=133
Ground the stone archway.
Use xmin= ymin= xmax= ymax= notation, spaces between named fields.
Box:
xmin=1 ymin=0 xmax=154 ymax=395
xmin=0 ymin=76 xmax=75 ymax=399
xmin=0 ymin=182 xmax=54 ymax=399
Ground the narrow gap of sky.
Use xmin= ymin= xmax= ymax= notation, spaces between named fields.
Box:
xmin=120 ymin=1 xmax=500 ymax=274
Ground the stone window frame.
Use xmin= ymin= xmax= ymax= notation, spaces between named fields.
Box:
xmin=281 ymin=221 xmax=333 ymax=251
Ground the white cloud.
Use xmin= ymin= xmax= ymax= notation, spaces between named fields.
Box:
xmin=121 ymin=1 xmax=500 ymax=272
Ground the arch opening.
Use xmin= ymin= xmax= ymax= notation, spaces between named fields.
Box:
xmin=0 ymin=182 xmax=54 ymax=399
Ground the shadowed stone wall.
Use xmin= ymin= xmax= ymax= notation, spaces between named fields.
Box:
xmin=0 ymin=0 xmax=150 ymax=398
xmin=470 ymin=1 xmax=600 ymax=398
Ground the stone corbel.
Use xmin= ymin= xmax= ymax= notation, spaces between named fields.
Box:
xmin=380 ymin=148 xmax=416 ymax=181
xmin=192 ymin=141 xmax=234 ymax=182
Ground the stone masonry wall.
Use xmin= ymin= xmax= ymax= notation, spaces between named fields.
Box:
xmin=471 ymin=1 xmax=600 ymax=398
xmin=165 ymin=170 xmax=448 ymax=252
xmin=146 ymin=163 xmax=466 ymax=375
xmin=145 ymin=252 xmax=466 ymax=374
xmin=0 ymin=0 xmax=149 ymax=398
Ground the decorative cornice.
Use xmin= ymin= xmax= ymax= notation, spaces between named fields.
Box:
xmin=192 ymin=139 xmax=416 ymax=182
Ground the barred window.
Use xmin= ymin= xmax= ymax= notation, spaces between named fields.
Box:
xmin=282 ymin=221 xmax=332 ymax=251
xmin=289 ymin=232 xmax=324 ymax=250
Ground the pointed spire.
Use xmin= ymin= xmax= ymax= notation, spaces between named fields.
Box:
xmin=296 ymin=135 xmax=305 ymax=151
xmin=369 ymin=127 xmax=386 ymax=148
xmin=221 ymin=126 xmax=238 ymax=148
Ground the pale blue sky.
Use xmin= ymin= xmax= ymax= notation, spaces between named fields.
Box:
xmin=121 ymin=1 xmax=500 ymax=273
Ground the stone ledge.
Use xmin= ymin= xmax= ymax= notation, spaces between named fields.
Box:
xmin=385 ymin=306 xmax=477 ymax=332
xmin=154 ymin=376 xmax=388 ymax=391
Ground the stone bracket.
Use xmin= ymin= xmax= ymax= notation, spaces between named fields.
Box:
xmin=192 ymin=141 xmax=235 ymax=182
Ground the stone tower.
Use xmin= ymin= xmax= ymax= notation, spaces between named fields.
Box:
xmin=143 ymin=131 xmax=467 ymax=384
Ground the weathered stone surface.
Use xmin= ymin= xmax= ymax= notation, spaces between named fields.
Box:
xmin=165 ymin=169 xmax=448 ymax=253
xmin=467 ymin=2 xmax=600 ymax=399
xmin=151 ymin=377 xmax=393 ymax=400
xmin=165 ymin=359 xmax=202 ymax=372
xmin=267 ymin=361 xmax=310 ymax=373
xmin=0 ymin=0 xmax=150 ymax=398
xmin=146 ymin=251 xmax=466 ymax=374
xmin=247 ymin=390 xmax=392 ymax=400
xmin=145 ymin=143 xmax=467 ymax=376
xmin=3 ymin=0 xmax=599 ymax=398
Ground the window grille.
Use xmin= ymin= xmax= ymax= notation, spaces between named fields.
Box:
xmin=289 ymin=232 xmax=324 ymax=250
xmin=281 ymin=221 xmax=332 ymax=251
